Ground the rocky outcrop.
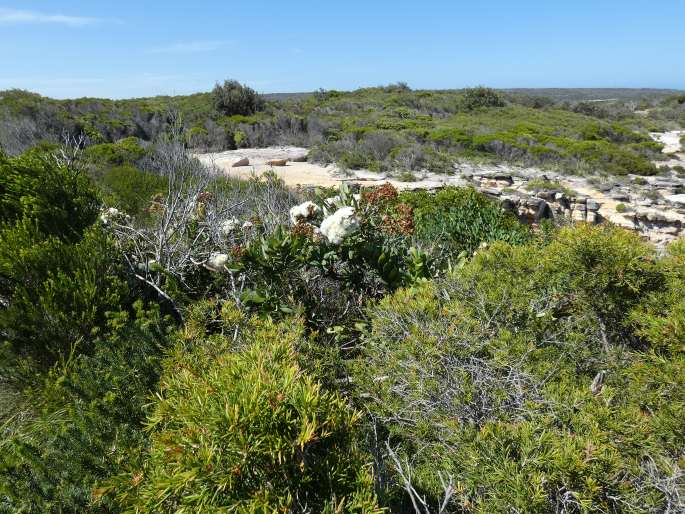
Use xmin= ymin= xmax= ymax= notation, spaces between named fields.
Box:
xmin=469 ymin=168 xmax=685 ymax=248
xmin=232 ymin=157 xmax=249 ymax=167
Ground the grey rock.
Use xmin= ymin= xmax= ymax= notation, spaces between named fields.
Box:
xmin=586 ymin=199 xmax=601 ymax=211
xmin=611 ymin=193 xmax=630 ymax=202
xmin=524 ymin=197 xmax=545 ymax=208
xmin=535 ymin=201 xmax=553 ymax=221
xmin=666 ymin=194 xmax=685 ymax=206
xmin=479 ymin=187 xmax=501 ymax=197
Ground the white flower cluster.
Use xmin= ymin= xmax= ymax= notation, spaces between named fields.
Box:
xmin=221 ymin=218 xmax=255 ymax=236
xmin=289 ymin=201 xmax=321 ymax=224
xmin=319 ymin=206 xmax=360 ymax=244
xmin=221 ymin=218 xmax=240 ymax=235
xmin=100 ymin=207 xmax=128 ymax=225
xmin=207 ymin=252 xmax=229 ymax=271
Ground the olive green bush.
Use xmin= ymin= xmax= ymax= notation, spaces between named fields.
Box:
xmin=399 ymin=187 xmax=531 ymax=260
xmin=460 ymin=86 xmax=505 ymax=111
xmin=0 ymin=223 xmax=129 ymax=365
xmin=84 ymin=137 xmax=147 ymax=167
xmin=352 ymin=224 xmax=684 ymax=513
xmin=212 ymin=79 xmax=265 ymax=116
xmin=630 ymin=238 xmax=685 ymax=351
xmin=111 ymin=308 xmax=380 ymax=513
xmin=0 ymin=151 xmax=128 ymax=366
xmin=94 ymin=165 xmax=167 ymax=218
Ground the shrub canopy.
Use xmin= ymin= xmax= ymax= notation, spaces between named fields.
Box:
xmin=111 ymin=307 xmax=380 ymax=513
xmin=352 ymin=225 xmax=684 ymax=513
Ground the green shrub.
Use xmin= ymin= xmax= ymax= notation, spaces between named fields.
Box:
xmin=616 ymin=202 xmax=628 ymax=212
xmin=84 ymin=137 xmax=147 ymax=166
xmin=0 ymin=223 xmax=129 ymax=366
xmin=0 ymin=151 xmax=99 ymax=241
xmin=110 ymin=310 xmax=380 ymax=513
xmin=460 ymin=86 xmax=505 ymax=110
xmin=351 ymin=225 xmax=681 ymax=513
xmin=212 ymin=79 xmax=265 ymax=116
xmin=630 ymin=238 xmax=685 ymax=351
xmin=96 ymin=165 xmax=167 ymax=218
xmin=399 ymin=187 xmax=531 ymax=259
xmin=0 ymin=303 xmax=171 ymax=513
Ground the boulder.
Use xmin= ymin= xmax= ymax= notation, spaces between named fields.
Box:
xmin=266 ymin=159 xmax=288 ymax=167
xmin=479 ymin=187 xmax=501 ymax=197
xmin=524 ymin=197 xmax=545 ymax=208
xmin=586 ymin=199 xmax=601 ymax=211
xmin=666 ymin=194 xmax=685 ymax=206
xmin=290 ymin=154 xmax=308 ymax=162
xmin=611 ymin=193 xmax=630 ymax=202
xmin=232 ymin=157 xmax=249 ymax=167
xmin=572 ymin=209 xmax=586 ymax=222
xmin=535 ymin=201 xmax=553 ymax=221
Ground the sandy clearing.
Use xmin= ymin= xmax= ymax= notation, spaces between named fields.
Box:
xmin=650 ymin=130 xmax=684 ymax=155
xmin=193 ymin=146 xmax=470 ymax=190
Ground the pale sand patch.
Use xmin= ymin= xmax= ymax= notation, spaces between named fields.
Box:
xmin=193 ymin=146 xmax=466 ymax=190
xmin=650 ymin=130 xmax=685 ymax=155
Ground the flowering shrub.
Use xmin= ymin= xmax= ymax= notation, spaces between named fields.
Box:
xmin=220 ymin=217 xmax=239 ymax=235
xmin=289 ymin=200 xmax=322 ymax=224
xmin=320 ymin=206 xmax=360 ymax=244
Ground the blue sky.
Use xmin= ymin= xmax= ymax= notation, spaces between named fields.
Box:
xmin=1 ymin=0 xmax=684 ymax=99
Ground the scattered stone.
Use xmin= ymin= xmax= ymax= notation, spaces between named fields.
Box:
xmin=479 ymin=187 xmax=501 ymax=197
xmin=524 ymin=197 xmax=544 ymax=208
xmin=500 ymin=198 xmax=516 ymax=211
xmin=232 ymin=157 xmax=249 ymax=167
xmin=266 ymin=159 xmax=288 ymax=166
xmin=611 ymin=193 xmax=630 ymax=202
xmin=536 ymin=190 xmax=556 ymax=200
xmin=572 ymin=209 xmax=586 ymax=222
xmin=290 ymin=154 xmax=308 ymax=162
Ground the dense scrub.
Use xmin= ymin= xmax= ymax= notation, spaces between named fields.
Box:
xmin=3 ymin=85 xmax=682 ymax=176
xmin=352 ymin=225 xmax=685 ymax=513
xmin=108 ymin=306 xmax=380 ymax=512
xmin=0 ymin=135 xmax=683 ymax=512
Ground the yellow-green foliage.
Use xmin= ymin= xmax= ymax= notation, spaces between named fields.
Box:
xmin=84 ymin=137 xmax=147 ymax=166
xmin=94 ymin=165 xmax=167 ymax=218
xmin=630 ymin=238 xmax=685 ymax=350
xmin=111 ymin=307 xmax=380 ymax=513
xmin=352 ymin=225 xmax=684 ymax=513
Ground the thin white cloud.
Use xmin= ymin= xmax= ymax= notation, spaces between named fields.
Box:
xmin=145 ymin=41 xmax=230 ymax=55
xmin=0 ymin=8 xmax=102 ymax=27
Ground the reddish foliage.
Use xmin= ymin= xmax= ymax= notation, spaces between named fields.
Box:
xmin=364 ymin=183 xmax=398 ymax=205
xmin=383 ymin=203 xmax=414 ymax=235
